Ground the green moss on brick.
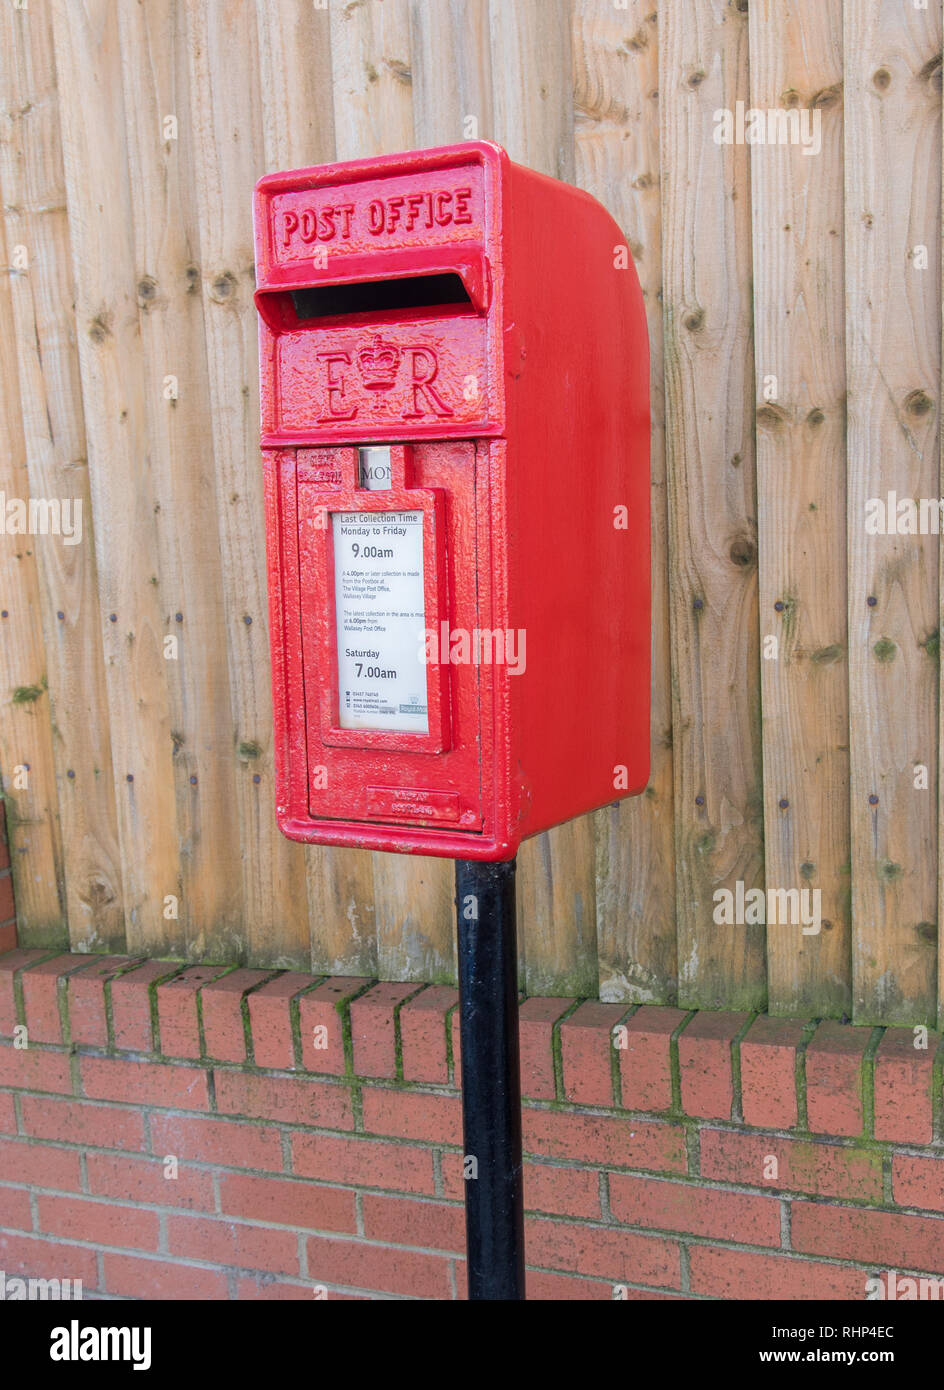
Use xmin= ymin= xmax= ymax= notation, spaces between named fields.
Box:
xmin=551 ymin=999 xmax=583 ymax=1103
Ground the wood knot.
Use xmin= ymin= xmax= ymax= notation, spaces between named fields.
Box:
xmin=812 ymin=83 xmax=842 ymax=109
xmin=210 ymin=272 xmax=238 ymax=302
xmin=811 ymin=644 xmax=842 ymax=666
xmin=88 ymin=314 xmax=111 ymax=344
xmin=877 ymin=858 xmax=902 ymax=882
xmin=621 ymin=25 xmax=649 ymax=53
xmin=904 ymin=388 xmax=933 ymax=417
xmin=84 ymin=878 xmax=117 ymax=911
xmin=756 ymin=402 xmax=790 ymax=428
xmin=728 ymin=536 xmax=756 ymax=568
xmin=385 ymin=58 xmax=412 ymax=86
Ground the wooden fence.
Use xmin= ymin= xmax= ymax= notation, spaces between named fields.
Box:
xmin=0 ymin=0 xmax=941 ymax=1026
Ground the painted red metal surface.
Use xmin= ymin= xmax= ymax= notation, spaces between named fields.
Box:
xmin=254 ymin=141 xmax=650 ymax=861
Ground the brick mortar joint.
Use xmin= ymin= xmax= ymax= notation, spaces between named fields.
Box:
xmin=608 ymin=1003 xmax=637 ymax=1108
xmin=391 ymin=984 xmax=426 ymax=1082
xmin=288 ymin=975 xmax=329 ymax=1072
xmin=550 ymin=998 xmax=583 ymax=1103
xmin=729 ymin=1012 xmax=758 ymax=1122
xmin=239 ymin=969 xmax=287 ymax=1065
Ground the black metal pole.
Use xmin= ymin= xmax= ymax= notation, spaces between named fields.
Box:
xmin=454 ymin=857 xmax=525 ymax=1300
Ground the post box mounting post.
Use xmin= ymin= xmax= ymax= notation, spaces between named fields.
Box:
xmin=454 ymin=857 xmax=525 ymax=1300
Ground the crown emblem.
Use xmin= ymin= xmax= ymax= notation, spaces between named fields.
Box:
xmin=356 ymin=337 xmax=400 ymax=391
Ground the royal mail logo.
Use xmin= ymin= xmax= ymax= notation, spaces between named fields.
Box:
xmin=318 ymin=338 xmax=454 ymax=421
xmin=357 ymin=337 xmax=400 ymax=391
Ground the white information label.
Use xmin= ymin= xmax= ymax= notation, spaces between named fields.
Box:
xmin=332 ymin=510 xmax=429 ymax=733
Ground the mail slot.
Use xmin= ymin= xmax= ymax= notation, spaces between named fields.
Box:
xmin=253 ymin=141 xmax=650 ymax=861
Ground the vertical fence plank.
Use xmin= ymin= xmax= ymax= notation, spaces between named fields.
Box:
xmin=410 ymin=0 xmax=494 ymax=143
xmin=845 ymin=0 xmax=941 ymax=1025
xmin=489 ymin=0 xmax=575 ymax=180
xmin=659 ymin=0 xmax=765 ymax=1011
xmin=116 ymin=0 xmax=243 ymax=959
xmin=256 ymin=0 xmax=335 ymax=172
xmin=488 ymin=0 xmax=598 ymax=996
xmin=255 ymin=0 xmax=377 ymax=977
xmin=0 ymin=0 xmax=112 ymax=950
xmin=330 ymin=0 xmax=414 ymax=157
xmin=329 ymin=0 xmax=456 ymax=983
xmin=185 ymin=0 xmax=310 ymax=968
xmin=573 ymin=2 xmax=677 ymax=1004
xmin=52 ymin=0 xmax=180 ymax=955
xmin=748 ymin=0 xmax=851 ymax=1016
xmin=0 ymin=193 xmax=64 ymax=946
xmin=0 ymin=1 xmax=123 ymax=951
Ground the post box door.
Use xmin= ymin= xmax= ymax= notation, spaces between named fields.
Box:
xmin=296 ymin=439 xmax=487 ymax=835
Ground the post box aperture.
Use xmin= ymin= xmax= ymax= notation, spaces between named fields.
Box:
xmin=254 ymin=141 xmax=650 ymax=861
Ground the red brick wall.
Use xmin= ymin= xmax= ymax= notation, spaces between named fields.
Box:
xmin=1 ymin=949 xmax=943 ymax=1300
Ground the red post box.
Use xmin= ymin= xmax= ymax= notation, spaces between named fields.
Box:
xmin=253 ymin=141 xmax=650 ymax=862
